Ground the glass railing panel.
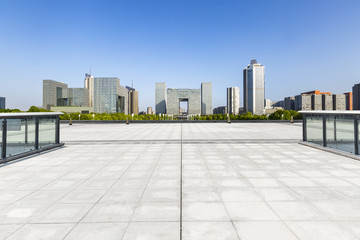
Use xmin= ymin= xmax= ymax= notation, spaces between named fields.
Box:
xmin=39 ymin=117 xmax=56 ymax=148
xmin=306 ymin=115 xmax=323 ymax=145
xmin=333 ymin=115 xmax=354 ymax=153
xmin=0 ymin=119 xmax=3 ymax=157
xmin=326 ymin=115 xmax=336 ymax=149
xmin=6 ymin=118 xmax=36 ymax=157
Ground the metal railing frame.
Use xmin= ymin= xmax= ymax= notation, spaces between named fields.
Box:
xmin=0 ymin=113 xmax=63 ymax=162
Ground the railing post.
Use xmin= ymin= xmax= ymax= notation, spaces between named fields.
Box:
xmin=55 ymin=116 xmax=60 ymax=144
xmin=2 ymin=119 xmax=7 ymax=159
xmin=25 ymin=118 xmax=28 ymax=144
xmin=354 ymin=116 xmax=358 ymax=155
xmin=35 ymin=117 xmax=39 ymax=150
xmin=323 ymin=115 xmax=327 ymax=147
xmin=302 ymin=114 xmax=307 ymax=141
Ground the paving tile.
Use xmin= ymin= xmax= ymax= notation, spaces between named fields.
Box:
xmin=32 ymin=204 xmax=93 ymax=223
xmin=132 ymin=202 xmax=179 ymax=221
xmin=268 ymin=201 xmax=329 ymax=220
xmin=122 ymin=222 xmax=179 ymax=240
xmin=82 ymin=203 xmax=136 ymax=222
xmin=234 ymin=221 xmax=298 ymax=240
xmin=225 ymin=202 xmax=279 ymax=221
xmin=313 ymin=201 xmax=360 ymax=220
xmin=7 ymin=224 xmax=74 ymax=240
xmin=183 ymin=222 xmax=239 ymax=240
xmin=183 ymin=202 xmax=230 ymax=221
xmin=286 ymin=221 xmax=358 ymax=240
xmin=64 ymin=222 xmax=127 ymax=240
xmin=0 ymin=224 xmax=22 ymax=240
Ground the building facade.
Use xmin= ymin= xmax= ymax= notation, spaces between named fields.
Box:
xmin=284 ymin=97 xmax=295 ymax=110
xmin=43 ymin=80 xmax=69 ymax=110
xmin=147 ymin=107 xmax=152 ymax=115
xmin=353 ymin=84 xmax=360 ymax=110
xmin=332 ymin=94 xmax=346 ymax=110
xmin=243 ymin=59 xmax=265 ymax=115
xmin=344 ymin=92 xmax=353 ymax=110
xmin=127 ymin=86 xmax=139 ymax=115
xmin=93 ymin=77 xmax=128 ymax=114
xmin=201 ymin=82 xmax=212 ymax=115
xmin=213 ymin=106 xmax=227 ymax=114
xmin=155 ymin=82 xmax=167 ymax=114
xmin=322 ymin=94 xmax=333 ymax=110
xmin=0 ymin=97 xmax=5 ymax=109
xmin=227 ymin=87 xmax=240 ymax=115
xmin=155 ymin=82 xmax=212 ymax=116
xmin=295 ymin=94 xmax=312 ymax=111
xmin=84 ymin=73 xmax=94 ymax=107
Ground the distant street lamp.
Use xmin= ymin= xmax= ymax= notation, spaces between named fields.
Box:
xmin=92 ymin=114 xmax=95 ymax=120
xmin=281 ymin=114 xmax=284 ymax=120
xmin=78 ymin=114 xmax=81 ymax=121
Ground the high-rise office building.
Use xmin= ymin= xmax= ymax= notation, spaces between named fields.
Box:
xmin=155 ymin=82 xmax=167 ymax=114
xmin=0 ymin=97 xmax=5 ymax=109
xmin=227 ymin=87 xmax=240 ymax=115
xmin=201 ymin=82 xmax=212 ymax=115
xmin=127 ymin=86 xmax=139 ymax=115
xmin=243 ymin=59 xmax=265 ymax=115
xmin=84 ymin=73 xmax=94 ymax=107
xmin=93 ymin=77 xmax=128 ymax=114
xmin=353 ymin=84 xmax=360 ymax=110
xmin=344 ymin=92 xmax=353 ymax=110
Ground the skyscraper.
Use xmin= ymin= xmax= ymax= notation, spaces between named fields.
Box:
xmin=227 ymin=87 xmax=240 ymax=115
xmin=243 ymin=59 xmax=265 ymax=115
xmin=42 ymin=80 xmax=69 ymax=110
xmin=127 ymin=86 xmax=139 ymax=115
xmin=155 ymin=82 xmax=167 ymax=114
xmin=0 ymin=97 xmax=5 ymax=109
xmin=84 ymin=73 xmax=94 ymax=107
xmin=201 ymin=82 xmax=212 ymax=115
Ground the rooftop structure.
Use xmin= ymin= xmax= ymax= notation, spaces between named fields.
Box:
xmin=0 ymin=122 xmax=360 ymax=239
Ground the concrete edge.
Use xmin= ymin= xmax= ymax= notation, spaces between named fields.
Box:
xmin=298 ymin=141 xmax=360 ymax=161
xmin=0 ymin=143 xmax=65 ymax=165
xmin=60 ymin=120 xmax=303 ymax=124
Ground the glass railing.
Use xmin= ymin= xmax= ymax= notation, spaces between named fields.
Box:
xmin=0 ymin=112 xmax=63 ymax=163
xmin=301 ymin=111 xmax=359 ymax=155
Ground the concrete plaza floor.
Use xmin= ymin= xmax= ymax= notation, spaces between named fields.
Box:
xmin=1 ymin=122 xmax=360 ymax=240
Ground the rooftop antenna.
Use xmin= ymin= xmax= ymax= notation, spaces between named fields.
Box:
xmin=132 ymin=79 xmax=133 ymax=88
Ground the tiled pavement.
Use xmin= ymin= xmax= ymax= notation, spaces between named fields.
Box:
xmin=0 ymin=123 xmax=360 ymax=239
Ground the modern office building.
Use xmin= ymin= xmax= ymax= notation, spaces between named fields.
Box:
xmin=43 ymin=74 xmax=129 ymax=113
xmin=353 ymin=84 xmax=360 ymax=110
xmin=155 ymin=82 xmax=167 ymax=114
xmin=243 ymin=59 xmax=265 ymax=115
xmin=344 ymin=92 xmax=353 ymax=110
xmin=155 ymin=82 xmax=212 ymax=115
xmin=84 ymin=73 xmax=94 ymax=107
xmin=213 ymin=106 xmax=227 ymax=114
xmin=227 ymin=87 xmax=240 ymax=115
xmin=0 ymin=97 xmax=5 ymax=109
xmin=127 ymin=86 xmax=139 ymax=115
xmin=201 ymin=82 xmax=212 ymax=115
xmin=43 ymin=80 xmax=69 ymax=110
xmin=93 ymin=77 xmax=128 ymax=114
xmin=284 ymin=97 xmax=295 ymax=110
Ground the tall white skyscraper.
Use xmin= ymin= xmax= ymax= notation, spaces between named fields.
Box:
xmin=227 ymin=87 xmax=240 ymax=115
xmin=243 ymin=59 xmax=265 ymax=115
xmin=84 ymin=73 xmax=94 ymax=107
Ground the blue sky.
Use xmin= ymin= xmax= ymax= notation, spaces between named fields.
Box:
xmin=1 ymin=0 xmax=360 ymax=111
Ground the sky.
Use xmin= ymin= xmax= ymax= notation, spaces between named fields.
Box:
xmin=0 ymin=0 xmax=360 ymax=111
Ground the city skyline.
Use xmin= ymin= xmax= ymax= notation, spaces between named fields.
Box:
xmin=1 ymin=0 xmax=360 ymax=111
